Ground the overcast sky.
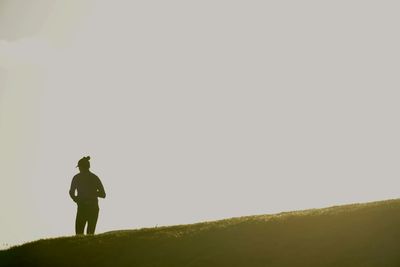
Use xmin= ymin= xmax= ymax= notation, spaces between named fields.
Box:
xmin=1 ymin=0 xmax=400 ymax=248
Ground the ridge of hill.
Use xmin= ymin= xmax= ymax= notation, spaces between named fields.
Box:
xmin=1 ymin=199 xmax=400 ymax=267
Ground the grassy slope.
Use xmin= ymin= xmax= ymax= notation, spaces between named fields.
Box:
xmin=1 ymin=199 xmax=400 ymax=267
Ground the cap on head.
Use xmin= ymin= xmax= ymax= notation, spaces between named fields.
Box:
xmin=77 ymin=156 xmax=91 ymax=169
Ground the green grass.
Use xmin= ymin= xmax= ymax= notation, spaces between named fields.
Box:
xmin=2 ymin=199 xmax=400 ymax=267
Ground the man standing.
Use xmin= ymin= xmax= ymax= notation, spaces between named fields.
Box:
xmin=69 ymin=156 xmax=106 ymax=235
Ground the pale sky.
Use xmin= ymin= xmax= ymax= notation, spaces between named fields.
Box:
xmin=1 ymin=0 xmax=400 ymax=248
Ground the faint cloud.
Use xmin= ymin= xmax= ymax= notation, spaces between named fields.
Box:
xmin=0 ymin=37 xmax=57 ymax=69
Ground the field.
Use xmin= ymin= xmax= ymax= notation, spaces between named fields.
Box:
xmin=1 ymin=199 xmax=400 ymax=267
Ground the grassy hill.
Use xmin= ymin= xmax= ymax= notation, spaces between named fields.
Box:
xmin=1 ymin=199 xmax=400 ymax=267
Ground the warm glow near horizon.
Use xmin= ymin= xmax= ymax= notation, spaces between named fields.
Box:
xmin=1 ymin=0 xmax=400 ymax=248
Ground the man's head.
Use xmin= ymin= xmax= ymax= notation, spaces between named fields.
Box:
xmin=77 ymin=156 xmax=91 ymax=172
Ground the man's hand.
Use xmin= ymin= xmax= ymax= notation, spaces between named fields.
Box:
xmin=97 ymin=190 xmax=106 ymax=198
xmin=69 ymin=189 xmax=79 ymax=203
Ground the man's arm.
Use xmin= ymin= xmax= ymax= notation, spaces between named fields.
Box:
xmin=96 ymin=177 xmax=106 ymax=198
xmin=69 ymin=177 xmax=78 ymax=202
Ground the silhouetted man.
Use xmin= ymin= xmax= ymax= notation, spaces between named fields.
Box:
xmin=69 ymin=156 xmax=106 ymax=235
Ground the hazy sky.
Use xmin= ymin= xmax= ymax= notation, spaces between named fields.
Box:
xmin=1 ymin=0 xmax=400 ymax=247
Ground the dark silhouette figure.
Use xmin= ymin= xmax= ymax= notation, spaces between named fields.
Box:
xmin=69 ymin=156 xmax=106 ymax=235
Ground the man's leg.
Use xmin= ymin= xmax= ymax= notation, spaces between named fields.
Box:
xmin=86 ymin=205 xmax=99 ymax=235
xmin=75 ymin=204 xmax=86 ymax=235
